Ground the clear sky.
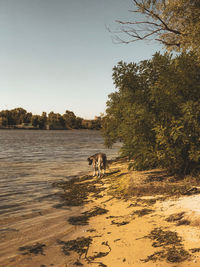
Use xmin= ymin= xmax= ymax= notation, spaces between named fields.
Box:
xmin=1 ymin=0 xmax=162 ymax=119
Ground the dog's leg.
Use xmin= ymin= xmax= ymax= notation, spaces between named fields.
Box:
xmin=97 ymin=163 xmax=101 ymax=177
xmin=102 ymin=155 xmax=106 ymax=177
xmin=95 ymin=165 xmax=98 ymax=176
xmin=93 ymin=161 xmax=96 ymax=176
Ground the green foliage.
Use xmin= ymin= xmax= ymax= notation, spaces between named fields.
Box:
xmin=0 ymin=116 xmax=8 ymax=127
xmin=102 ymin=52 xmax=200 ymax=175
xmin=31 ymin=112 xmax=47 ymax=129
xmin=0 ymin=108 xmax=30 ymax=126
xmin=63 ymin=110 xmax=76 ymax=129
xmin=0 ymin=107 xmax=101 ymax=130
xmin=48 ymin=112 xmax=65 ymax=130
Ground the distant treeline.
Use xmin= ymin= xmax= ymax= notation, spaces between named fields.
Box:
xmin=0 ymin=108 xmax=102 ymax=130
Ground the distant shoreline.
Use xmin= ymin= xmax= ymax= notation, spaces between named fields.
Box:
xmin=0 ymin=127 xmax=100 ymax=131
xmin=0 ymin=108 xmax=102 ymax=130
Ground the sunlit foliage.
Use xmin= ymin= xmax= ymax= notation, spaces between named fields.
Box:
xmin=102 ymin=52 xmax=200 ymax=175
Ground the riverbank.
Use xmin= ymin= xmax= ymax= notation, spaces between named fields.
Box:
xmin=2 ymin=158 xmax=200 ymax=266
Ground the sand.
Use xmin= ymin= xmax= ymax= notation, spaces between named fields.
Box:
xmin=1 ymin=160 xmax=200 ymax=266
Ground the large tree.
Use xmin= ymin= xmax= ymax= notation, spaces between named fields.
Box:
xmin=102 ymin=52 xmax=200 ymax=175
xmin=115 ymin=0 xmax=200 ymax=58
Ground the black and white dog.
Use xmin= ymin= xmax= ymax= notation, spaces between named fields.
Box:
xmin=87 ymin=153 xmax=107 ymax=177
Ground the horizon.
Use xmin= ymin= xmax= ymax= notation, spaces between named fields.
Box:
xmin=1 ymin=0 xmax=162 ymax=119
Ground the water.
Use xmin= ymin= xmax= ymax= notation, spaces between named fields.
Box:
xmin=0 ymin=130 xmax=120 ymax=218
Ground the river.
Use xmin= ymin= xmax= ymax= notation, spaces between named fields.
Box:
xmin=0 ymin=129 xmax=120 ymax=266
xmin=0 ymin=129 xmax=120 ymax=218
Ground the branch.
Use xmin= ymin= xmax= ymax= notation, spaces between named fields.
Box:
xmin=114 ymin=27 xmax=163 ymax=44
xmin=116 ymin=20 xmax=161 ymax=28
xmin=110 ymin=0 xmax=184 ymax=46
xmin=132 ymin=0 xmax=182 ymax=35
xmin=155 ymin=38 xmax=181 ymax=47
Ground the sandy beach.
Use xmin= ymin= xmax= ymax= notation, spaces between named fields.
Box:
xmin=2 ymin=158 xmax=200 ymax=266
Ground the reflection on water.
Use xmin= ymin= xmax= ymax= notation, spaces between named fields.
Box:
xmin=0 ymin=130 xmax=120 ymax=217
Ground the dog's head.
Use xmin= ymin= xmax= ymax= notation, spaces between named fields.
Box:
xmin=87 ymin=157 xmax=93 ymax=165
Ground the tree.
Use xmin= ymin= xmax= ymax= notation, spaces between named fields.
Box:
xmin=48 ymin=112 xmax=65 ymax=130
xmin=31 ymin=115 xmax=40 ymax=128
xmin=63 ymin=110 xmax=77 ymax=129
xmin=0 ymin=108 xmax=28 ymax=125
xmin=75 ymin=117 xmax=83 ymax=129
xmin=114 ymin=0 xmax=200 ymax=59
xmin=102 ymin=59 xmax=157 ymax=170
xmin=0 ymin=110 xmax=12 ymax=125
xmin=0 ymin=116 xmax=8 ymax=127
xmin=151 ymin=53 xmax=200 ymax=174
xmin=23 ymin=112 xmax=32 ymax=124
xmin=39 ymin=112 xmax=47 ymax=129
xmin=31 ymin=114 xmax=47 ymax=129
xmin=11 ymin=108 xmax=27 ymax=124
xmin=91 ymin=117 xmax=102 ymax=130
xmin=102 ymin=52 xmax=200 ymax=175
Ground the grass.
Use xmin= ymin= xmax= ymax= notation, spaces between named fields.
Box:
xmin=106 ymin=160 xmax=200 ymax=199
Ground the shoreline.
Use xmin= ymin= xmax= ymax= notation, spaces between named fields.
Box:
xmin=0 ymin=128 xmax=100 ymax=131
xmin=2 ymin=159 xmax=200 ymax=266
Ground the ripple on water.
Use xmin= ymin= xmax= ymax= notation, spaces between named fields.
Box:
xmin=0 ymin=130 xmax=120 ymax=219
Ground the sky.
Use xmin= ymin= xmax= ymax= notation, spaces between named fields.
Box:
xmin=0 ymin=0 xmax=162 ymax=119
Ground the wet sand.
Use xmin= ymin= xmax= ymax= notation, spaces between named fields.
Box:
xmin=0 ymin=199 xmax=81 ymax=266
xmin=2 ymin=159 xmax=200 ymax=266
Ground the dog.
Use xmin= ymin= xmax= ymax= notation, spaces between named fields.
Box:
xmin=87 ymin=153 xmax=107 ymax=177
